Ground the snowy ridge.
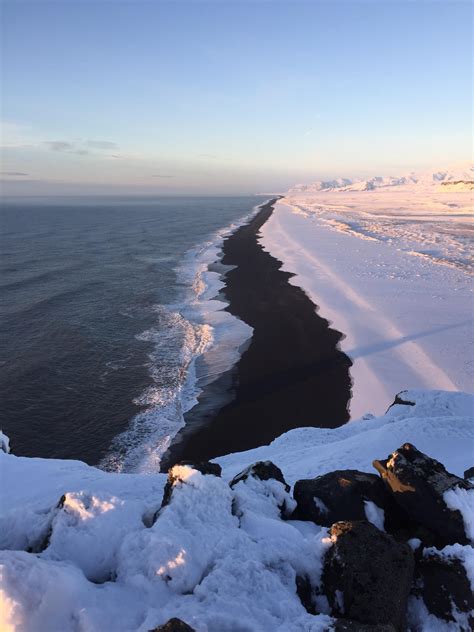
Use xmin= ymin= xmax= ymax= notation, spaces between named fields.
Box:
xmin=0 ymin=390 xmax=473 ymax=631
xmin=291 ymin=162 xmax=474 ymax=194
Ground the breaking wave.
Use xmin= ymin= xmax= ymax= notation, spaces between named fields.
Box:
xmin=100 ymin=202 xmax=267 ymax=473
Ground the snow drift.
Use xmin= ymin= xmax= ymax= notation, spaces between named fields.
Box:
xmin=1 ymin=389 xmax=473 ymax=631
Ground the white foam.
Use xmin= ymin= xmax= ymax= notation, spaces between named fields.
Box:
xmin=100 ymin=200 xmax=270 ymax=473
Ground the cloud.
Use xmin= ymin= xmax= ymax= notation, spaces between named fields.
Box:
xmin=152 ymin=174 xmax=175 ymax=178
xmin=44 ymin=139 xmax=117 ymax=157
xmin=1 ymin=171 xmax=29 ymax=176
xmin=86 ymin=140 xmax=118 ymax=150
xmin=46 ymin=141 xmax=74 ymax=152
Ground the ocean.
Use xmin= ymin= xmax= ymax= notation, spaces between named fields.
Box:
xmin=0 ymin=195 xmax=265 ymax=471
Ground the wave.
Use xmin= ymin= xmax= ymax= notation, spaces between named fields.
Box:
xmin=99 ymin=201 xmax=268 ymax=473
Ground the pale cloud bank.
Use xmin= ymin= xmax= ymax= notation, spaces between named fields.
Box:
xmin=45 ymin=140 xmax=118 ymax=155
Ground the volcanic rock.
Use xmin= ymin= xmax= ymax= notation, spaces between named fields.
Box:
xmin=292 ymin=469 xmax=401 ymax=529
xmin=373 ymin=443 xmax=472 ymax=545
xmin=322 ymin=521 xmax=414 ymax=631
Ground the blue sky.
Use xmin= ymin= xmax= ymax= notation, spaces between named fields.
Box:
xmin=1 ymin=0 xmax=472 ymax=194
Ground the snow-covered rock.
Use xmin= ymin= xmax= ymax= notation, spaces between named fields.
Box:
xmin=0 ymin=389 xmax=473 ymax=631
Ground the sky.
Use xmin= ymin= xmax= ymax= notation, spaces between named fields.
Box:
xmin=1 ymin=0 xmax=472 ymax=195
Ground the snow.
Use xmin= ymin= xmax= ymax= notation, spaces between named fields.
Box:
xmin=363 ymin=500 xmax=385 ymax=531
xmin=261 ymin=164 xmax=473 ymax=418
xmin=313 ymin=497 xmax=329 ymax=516
xmin=0 ymin=431 xmax=10 ymax=454
xmin=0 ymin=389 xmax=472 ymax=631
xmin=443 ymin=486 xmax=474 ymax=543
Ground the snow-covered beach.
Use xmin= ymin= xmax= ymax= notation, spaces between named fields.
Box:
xmin=261 ymin=165 xmax=473 ymax=418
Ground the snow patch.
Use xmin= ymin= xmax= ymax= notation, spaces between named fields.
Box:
xmin=363 ymin=500 xmax=385 ymax=531
xmin=443 ymin=486 xmax=474 ymax=543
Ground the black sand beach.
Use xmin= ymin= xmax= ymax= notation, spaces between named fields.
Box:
xmin=161 ymin=198 xmax=352 ymax=469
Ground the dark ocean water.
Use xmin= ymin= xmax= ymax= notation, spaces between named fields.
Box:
xmin=0 ymin=195 xmax=264 ymax=470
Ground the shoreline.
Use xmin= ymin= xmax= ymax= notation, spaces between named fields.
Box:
xmin=161 ymin=197 xmax=352 ymax=468
xmin=260 ymin=198 xmax=472 ymax=418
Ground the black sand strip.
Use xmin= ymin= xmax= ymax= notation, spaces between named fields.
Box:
xmin=161 ymin=198 xmax=352 ymax=469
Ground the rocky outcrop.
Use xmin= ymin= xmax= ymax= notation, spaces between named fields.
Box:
xmin=156 ymin=445 xmax=469 ymax=630
xmin=150 ymin=619 xmax=195 ymax=632
xmin=322 ymin=521 xmax=414 ymax=631
xmin=373 ymin=443 xmax=473 ymax=545
xmin=229 ymin=460 xmax=290 ymax=492
xmin=413 ymin=548 xmax=474 ymax=626
xmin=292 ymin=469 xmax=401 ymax=529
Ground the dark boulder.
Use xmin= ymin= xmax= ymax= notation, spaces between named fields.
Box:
xmin=333 ymin=621 xmax=396 ymax=632
xmin=373 ymin=443 xmax=472 ymax=545
xmin=322 ymin=521 xmax=414 ymax=631
xmin=413 ymin=549 xmax=474 ymax=626
xmin=160 ymin=461 xmax=222 ymax=510
xmin=292 ymin=469 xmax=402 ymax=530
xmin=149 ymin=619 xmax=195 ymax=632
xmin=229 ymin=460 xmax=290 ymax=492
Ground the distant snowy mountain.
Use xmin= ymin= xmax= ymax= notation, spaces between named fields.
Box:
xmin=291 ymin=162 xmax=474 ymax=193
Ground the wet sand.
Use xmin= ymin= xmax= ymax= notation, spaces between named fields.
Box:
xmin=161 ymin=198 xmax=352 ymax=469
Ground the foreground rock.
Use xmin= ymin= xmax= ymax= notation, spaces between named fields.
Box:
xmin=323 ymin=521 xmax=414 ymax=631
xmin=292 ymin=469 xmax=401 ymax=529
xmin=150 ymin=619 xmax=195 ymax=632
xmin=229 ymin=460 xmax=290 ymax=492
xmin=373 ymin=443 xmax=472 ymax=545
xmin=413 ymin=547 xmax=474 ymax=626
